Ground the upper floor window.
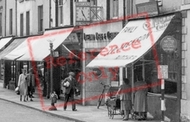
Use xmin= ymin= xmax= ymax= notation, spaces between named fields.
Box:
xmin=26 ymin=11 xmax=30 ymax=35
xmin=77 ymin=0 xmax=97 ymax=5
xmin=9 ymin=9 xmax=13 ymax=35
xmin=59 ymin=0 xmax=63 ymax=25
xmin=107 ymin=0 xmax=119 ymax=20
xmin=38 ymin=5 xmax=43 ymax=32
xmin=20 ymin=13 xmax=24 ymax=36
xmin=0 ymin=13 xmax=2 ymax=36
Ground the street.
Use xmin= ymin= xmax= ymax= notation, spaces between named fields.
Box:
xmin=0 ymin=99 xmax=74 ymax=122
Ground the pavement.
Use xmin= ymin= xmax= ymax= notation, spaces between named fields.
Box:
xmin=0 ymin=81 xmax=161 ymax=122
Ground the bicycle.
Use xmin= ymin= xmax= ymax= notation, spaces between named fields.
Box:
xmin=97 ymin=82 xmax=110 ymax=109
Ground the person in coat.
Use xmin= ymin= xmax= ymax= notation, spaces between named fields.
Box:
xmin=134 ymin=75 xmax=148 ymax=120
xmin=116 ymin=78 xmax=132 ymax=121
xmin=17 ymin=69 xmax=28 ymax=102
xmin=26 ymin=69 xmax=35 ymax=101
xmin=61 ymin=72 xmax=78 ymax=111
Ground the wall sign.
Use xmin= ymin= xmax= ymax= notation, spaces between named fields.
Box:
xmin=84 ymin=31 xmax=118 ymax=42
xmin=136 ymin=1 xmax=159 ymax=16
xmin=160 ymin=36 xmax=177 ymax=53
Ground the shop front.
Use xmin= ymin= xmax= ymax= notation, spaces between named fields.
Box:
xmin=87 ymin=13 xmax=182 ymax=121
xmin=81 ymin=20 xmax=123 ymax=105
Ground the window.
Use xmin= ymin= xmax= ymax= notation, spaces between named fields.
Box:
xmin=20 ymin=13 xmax=24 ymax=36
xmin=59 ymin=0 xmax=63 ymax=25
xmin=38 ymin=5 xmax=43 ymax=32
xmin=0 ymin=13 xmax=2 ymax=36
xmin=9 ymin=9 xmax=13 ymax=35
xmin=26 ymin=11 xmax=30 ymax=35
xmin=107 ymin=0 xmax=119 ymax=20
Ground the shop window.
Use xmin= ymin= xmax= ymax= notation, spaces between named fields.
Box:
xmin=38 ymin=5 xmax=43 ymax=32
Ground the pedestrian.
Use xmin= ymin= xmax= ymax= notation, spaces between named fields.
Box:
xmin=61 ymin=71 xmax=78 ymax=111
xmin=116 ymin=78 xmax=132 ymax=121
xmin=17 ymin=69 xmax=28 ymax=102
xmin=26 ymin=69 xmax=35 ymax=101
xmin=134 ymin=75 xmax=148 ymax=120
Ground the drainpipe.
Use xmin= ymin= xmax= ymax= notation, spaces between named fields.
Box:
xmin=123 ymin=0 xmax=126 ymax=27
xmin=4 ymin=0 xmax=6 ymax=36
xmin=55 ymin=0 xmax=58 ymax=27
xmin=15 ymin=0 xmax=17 ymax=36
xmin=49 ymin=0 xmax=51 ymax=28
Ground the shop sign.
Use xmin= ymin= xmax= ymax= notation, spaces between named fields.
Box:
xmin=136 ymin=1 xmax=159 ymax=16
xmin=157 ymin=65 xmax=168 ymax=79
xmin=84 ymin=31 xmax=119 ymax=42
xmin=160 ymin=36 xmax=177 ymax=53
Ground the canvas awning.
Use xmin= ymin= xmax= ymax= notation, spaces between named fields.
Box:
xmin=0 ymin=37 xmax=26 ymax=60
xmin=4 ymin=27 xmax=74 ymax=61
xmin=0 ymin=37 xmax=13 ymax=50
xmin=87 ymin=14 xmax=174 ymax=67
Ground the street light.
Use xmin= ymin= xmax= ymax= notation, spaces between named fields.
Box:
xmin=49 ymin=42 xmax=53 ymax=94
xmin=48 ymin=41 xmax=57 ymax=111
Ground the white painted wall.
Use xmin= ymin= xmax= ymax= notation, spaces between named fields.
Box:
xmin=181 ymin=10 xmax=190 ymax=121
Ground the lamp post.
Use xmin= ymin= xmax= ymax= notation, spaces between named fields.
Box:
xmin=50 ymin=42 xmax=53 ymax=94
xmin=49 ymin=42 xmax=57 ymax=111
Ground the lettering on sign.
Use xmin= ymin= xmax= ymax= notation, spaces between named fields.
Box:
xmin=143 ymin=15 xmax=173 ymax=31
xmin=157 ymin=65 xmax=168 ymax=79
xmin=123 ymin=26 xmax=138 ymax=33
xmin=160 ymin=36 xmax=177 ymax=53
xmin=115 ymin=55 xmax=137 ymax=60
xmin=84 ymin=31 xmax=119 ymax=42
xmin=100 ymin=33 xmax=150 ymax=56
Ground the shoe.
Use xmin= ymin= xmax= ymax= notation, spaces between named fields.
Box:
xmin=63 ymin=108 xmax=66 ymax=111
xmin=72 ymin=109 xmax=77 ymax=111
xmin=30 ymin=99 xmax=33 ymax=101
xmin=24 ymin=100 xmax=27 ymax=102
xmin=123 ymin=118 xmax=128 ymax=121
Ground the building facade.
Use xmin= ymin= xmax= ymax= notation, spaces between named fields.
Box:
xmin=0 ymin=0 xmax=190 ymax=121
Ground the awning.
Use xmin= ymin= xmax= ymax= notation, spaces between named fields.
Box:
xmin=3 ymin=37 xmax=33 ymax=60
xmin=0 ymin=37 xmax=26 ymax=60
xmin=87 ymin=14 xmax=174 ymax=67
xmin=4 ymin=27 xmax=73 ymax=61
xmin=0 ymin=37 xmax=13 ymax=50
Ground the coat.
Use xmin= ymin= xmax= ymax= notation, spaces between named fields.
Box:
xmin=61 ymin=77 xmax=77 ymax=95
xmin=18 ymin=74 xmax=28 ymax=96
xmin=134 ymin=81 xmax=148 ymax=112
xmin=118 ymin=84 xmax=132 ymax=111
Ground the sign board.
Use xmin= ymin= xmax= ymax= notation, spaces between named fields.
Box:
xmin=157 ymin=65 xmax=168 ymax=79
xmin=136 ymin=1 xmax=159 ymax=16
xmin=160 ymin=36 xmax=177 ymax=53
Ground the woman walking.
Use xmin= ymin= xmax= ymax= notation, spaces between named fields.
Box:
xmin=134 ymin=75 xmax=148 ymax=120
xmin=18 ymin=69 xmax=28 ymax=102
xmin=116 ymin=78 xmax=132 ymax=121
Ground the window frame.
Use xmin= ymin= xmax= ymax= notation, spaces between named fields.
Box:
xmin=20 ymin=13 xmax=24 ymax=36
xmin=9 ymin=9 xmax=13 ymax=35
xmin=26 ymin=11 xmax=30 ymax=35
xmin=38 ymin=5 xmax=43 ymax=32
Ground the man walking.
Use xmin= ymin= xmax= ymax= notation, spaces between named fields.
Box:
xmin=62 ymin=72 xmax=78 ymax=111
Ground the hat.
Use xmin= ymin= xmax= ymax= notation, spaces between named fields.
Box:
xmin=69 ymin=72 xmax=75 ymax=76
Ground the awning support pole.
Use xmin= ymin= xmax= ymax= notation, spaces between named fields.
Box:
xmin=119 ymin=67 xmax=123 ymax=85
xmin=131 ymin=64 xmax=134 ymax=104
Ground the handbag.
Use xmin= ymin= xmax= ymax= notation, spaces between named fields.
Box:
xmin=75 ymin=87 xmax=80 ymax=96
xmin=15 ymin=87 xmax=20 ymax=95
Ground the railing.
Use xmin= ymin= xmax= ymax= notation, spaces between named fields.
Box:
xmin=90 ymin=6 xmax=103 ymax=22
